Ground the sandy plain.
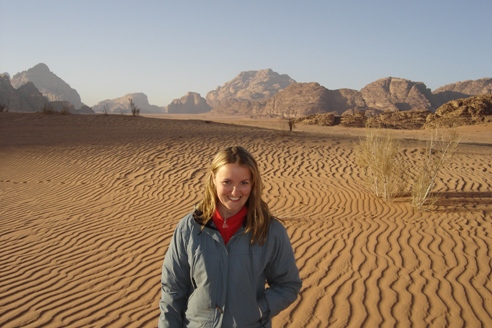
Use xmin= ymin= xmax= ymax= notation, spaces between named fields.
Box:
xmin=0 ymin=112 xmax=491 ymax=327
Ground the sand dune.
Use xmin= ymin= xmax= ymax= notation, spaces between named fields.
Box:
xmin=1 ymin=113 xmax=491 ymax=327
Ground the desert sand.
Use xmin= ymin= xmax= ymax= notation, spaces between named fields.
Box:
xmin=1 ymin=112 xmax=491 ymax=327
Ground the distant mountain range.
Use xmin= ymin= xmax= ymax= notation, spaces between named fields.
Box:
xmin=1 ymin=63 xmax=491 ymax=116
xmin=11 ymin=63 xmax=84 ymax=109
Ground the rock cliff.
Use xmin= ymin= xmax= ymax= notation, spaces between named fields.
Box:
xmin=207 ymin=69 xmax=295 ymax=113
xmin=206 ymin=72 xmax=458 ymax=118
xmin=92 ymin=93 xmax=164 ymax=114
xmin=360 ymin=77 xmax=434 ymax=112
xmin=0 ymin=74 xmax=48 ymax=112
xmin=365 ymin=110 xmax=431 ymax=129
xmin=263 ymin=83 xmax=367 ymax=117
xmin=425 ymin=94 xmax=492 ymax=128
xmin=431 ymin=78 xmax=492 ymax=108
xmin=6 ymin=63 xmax=492 ymax=122
xmin=166 ymin=92 xmax=211 ymax=114
xmin=11 ymin=63 xmax=84 ymax=109
xmin=263 ymin=82 xmax=332 ymax=117
xmin=340 ymin=94 xmax=492 ymax=129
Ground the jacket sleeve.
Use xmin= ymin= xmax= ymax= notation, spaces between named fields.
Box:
xmin=158 ymin=217 xmax=191 ymax=328
xmin=258 ymin=220 xmax=302 ymax=320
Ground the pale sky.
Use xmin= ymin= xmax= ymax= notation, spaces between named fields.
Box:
xmin=1 ymin=0 xmax=491 ymax=107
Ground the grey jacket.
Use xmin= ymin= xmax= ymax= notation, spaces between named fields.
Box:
xmin=158 ymin=211 xmax=302 ymax=327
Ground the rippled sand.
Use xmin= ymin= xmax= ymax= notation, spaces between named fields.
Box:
xmin=1 ymin=113 xmax=491 ymax=327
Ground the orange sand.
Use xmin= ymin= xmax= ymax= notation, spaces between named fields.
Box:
xmin=1 ymin=112 xmax=491 ymax=327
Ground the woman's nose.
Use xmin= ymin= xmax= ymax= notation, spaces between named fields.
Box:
xmin=231 ymin=185 xmax=240 ymax=195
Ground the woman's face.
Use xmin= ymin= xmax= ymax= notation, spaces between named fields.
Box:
xmin=213 ymin=163 xmax=252 ymax=218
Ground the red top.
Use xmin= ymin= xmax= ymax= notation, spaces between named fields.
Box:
xmin=212 ymin=206 xmax=247 ymax=245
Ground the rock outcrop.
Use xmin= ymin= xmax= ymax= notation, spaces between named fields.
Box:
xmin=296 ymin=113 xmax=337 ymax=126
xmin=366 ymin=109 xmax=431 ymax=129
xmin=207 ymin=69 xmax=295 ymax=114
xmin=11 ymin=63 xmax=84 ymax=109
xmin=431 ymin=78 xmax=492 ymax=108
xmin=166 ymin=92 xmax=211 ymax=114
xmin=92 ymin=93 xmax=164 ymax=114
xmin=16 ymin=82 xmax=50 ymax=112
xmin=263 ymin=83 xmax=367 ymax=117
xmin=360 ymin=77 xmax=434 ymax=112
xmin=263 ymin=82 xmax=334 ymax=117
xmin=340 ymin=94 xmax=492 ymax=129
xmin=340 ymin=112 xmax=367 ymax=128
xmin=45 ymin=101 xmax=75 ymax=113
xmin=77 ymin=105 xmax=95 ymax=114
xmin=205 ymin=72 xmax=466 ymax=118
xmin=0 ymin=74 xmax=48 ymax=112
xmin=331 ymin=88 xmax=367 ymax=112
xmin=425 ymin=94 xmax=492 ymax=128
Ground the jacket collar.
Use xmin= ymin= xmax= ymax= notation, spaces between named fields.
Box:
xmin=193 ymin=208 xmax=248 ymax=230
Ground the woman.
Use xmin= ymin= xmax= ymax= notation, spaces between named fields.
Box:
xmin=158 ymin=146 xmax=302 ymax=327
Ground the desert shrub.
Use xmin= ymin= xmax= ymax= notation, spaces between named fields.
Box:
xmin=60 ymin=105 xmax=71 ymax=115
xmin=411 ymin=128 xmax=461 ymax=210
xmin=42 ymin=104 xmax=56 ymax=115
xmin=129 ymin=98 xmax=140 ymax=116
xmin=355 ymin=128 xmax=407 ymax=201
xmin=103 ymin=104 xmax=109 ymax=115
xmin=288 ymin=118 xmax=295 ymax=131
xmin=0 ymin=103 xmax=8 ymax=112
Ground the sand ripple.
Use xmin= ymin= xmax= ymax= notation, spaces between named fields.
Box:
xmin=1 ymin=113 xmax=491 ymax=327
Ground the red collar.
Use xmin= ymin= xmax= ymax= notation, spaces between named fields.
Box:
xmin=212 ymin=206 xmax=247 ymax=244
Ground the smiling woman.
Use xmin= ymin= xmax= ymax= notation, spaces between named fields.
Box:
xmin=158 ymin=146 xmax=302 ymax=327
xmin=213 ymin=163 xmax=252 ymax=222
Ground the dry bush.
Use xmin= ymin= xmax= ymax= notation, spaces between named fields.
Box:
xmin=129 ymin=98 xmax=140 ymax=116
xmin=411 ymin=128 xmax=461 ymax=210
xmin=288 ymin=118 xmax=295 ymax=131
xmin=42 ymin=104 xmax=55 ymax=115
xmin=60 ymin=105 xmax=71 ymax=115
xmin=355 ymin=128 xmax=408 ymax=201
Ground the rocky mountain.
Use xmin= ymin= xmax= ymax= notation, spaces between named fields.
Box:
xmin=0 ymin=74 xmax=48 ymax=112
xmin=263 ymin=83 xmax=367 ymax=117
xmin=206 ymin=69 xmax=295 ymax=113
xmin=92 ymin=93 xmax=164 ymax=114
xmin=6 ymin=63 xmax=492 ymax=120
xmin=339 ymin=93 xmax=492 ymax=129
xmin=360 ymin=77 xmax=434 ymax=112
xmin=206 ymin=72 xmax=440 ymax=117
xmin=432 ymin=78 xmax=492 ymax=108
xmin=263 ymin=82 xmax=335 ymax=117
xmin=0 ymin=74 xmax=93 ymax=114
xmin=11 ymin=63 xmax=84 ymax=109
xmin=166 ymin=92 xmax=211 ymax=114
xmin=208 ymin=72 xmax=492 ymax=119
xmin=296 ymin=113 xmax=337 ymax=126
xmin=365 ymin=110 xmax=431 ymax=129
xmin=425 ymin=94 xmax=492 ymax=128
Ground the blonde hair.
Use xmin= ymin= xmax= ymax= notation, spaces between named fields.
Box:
xmin=195 ymin=146 xmax=272 ymax=244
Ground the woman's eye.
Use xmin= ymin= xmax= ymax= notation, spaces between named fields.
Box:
xmin=241 ymin=181 xmax=250 ymax=185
